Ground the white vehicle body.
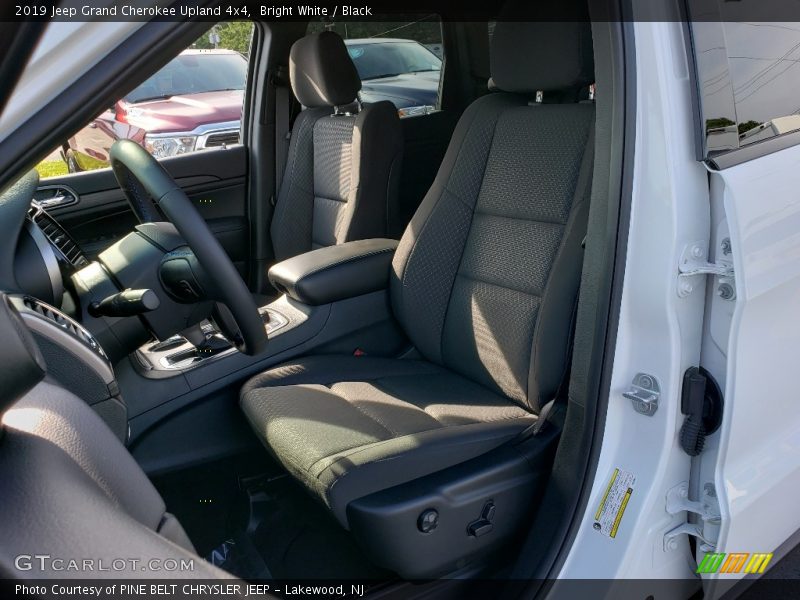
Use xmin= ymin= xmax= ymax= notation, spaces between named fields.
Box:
xmin=564 ymin=18 xmax=800 ymax=597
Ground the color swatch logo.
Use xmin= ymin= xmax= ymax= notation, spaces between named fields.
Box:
xmin=696 ymin=552 xmax=773 ymax=574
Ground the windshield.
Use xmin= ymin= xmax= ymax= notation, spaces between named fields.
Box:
xmin=346 ymin=41 xmax=441 ymax=81
xmin=125 ymin=53 xmax=247 ymax=103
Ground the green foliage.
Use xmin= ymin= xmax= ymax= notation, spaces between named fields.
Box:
xmin=193 ymin=22 xmax=254 ymax=56
xmin=705 ymin=117 xmax=735 ymax=130
xmin=738 ymin=120 xmax=761 ymax=135
xmin=35 ymin=159 xmax=68 ymax=179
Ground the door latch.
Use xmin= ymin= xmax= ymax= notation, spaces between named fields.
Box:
xmin=623 ymin=373 xmax=660 ymax=416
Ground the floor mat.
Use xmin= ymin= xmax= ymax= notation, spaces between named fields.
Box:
xmin=207 ymin=534 xmax=272 ymax=579
xmin=245 ymin=476 xmax=391 ymax=580
xmin=153 ymin=453 xmax=390 ymax=580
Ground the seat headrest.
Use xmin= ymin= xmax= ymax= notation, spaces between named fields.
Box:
xmin=490 ymin=21 xmax=594 ymax=94
xmin=289 ymin=32 xmax=362 ymax=108
xmin=0 ymin=294 xmax=46 ymax=415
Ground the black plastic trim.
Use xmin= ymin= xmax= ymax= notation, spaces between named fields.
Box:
xmin=680 ymin=1 xmax=705 ymax=163
xmin=509 ymin=3 xmax=637 ymax=590
xmin=547 ymin=15 xmax=638 ymax=579
xmin=706 ymin=129 xmax=800 ymax=170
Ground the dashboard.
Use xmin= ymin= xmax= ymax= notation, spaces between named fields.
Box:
xmin=16 ymin=199 xmax=89 ymax=311
xmin=0 ymin=170 xmax=131 ymax=441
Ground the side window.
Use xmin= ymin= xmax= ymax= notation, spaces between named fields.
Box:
xmin=308 ymin=16 xmax=444 ymax=118
xmin=35 ymin=21 xmax=254 ymax=179
xmin=692 ymin=19 xmax=800 ymax=157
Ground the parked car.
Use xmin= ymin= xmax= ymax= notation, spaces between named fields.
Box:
xmin=62 ymin=48 xmax=246 ymax=171
xmin=345 ymin=38 xmax=441 ymax=117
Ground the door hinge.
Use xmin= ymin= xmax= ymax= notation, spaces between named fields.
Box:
xmin=677 ymin=240 xmax=735 ymax=299
xmin=663 ymin=482 xmax=721 ymax=552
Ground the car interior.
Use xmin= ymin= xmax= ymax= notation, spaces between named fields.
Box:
xmin=0 ymin=0 xmax=628 ymax=591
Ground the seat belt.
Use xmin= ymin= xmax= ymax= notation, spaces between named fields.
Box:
xmin=529 ymin=126 xmax=595 ymax=437
xmin=527 ymin=291 xmax=580 ymax=437
xmin=272 ymin=65 xmax=293 ymax=205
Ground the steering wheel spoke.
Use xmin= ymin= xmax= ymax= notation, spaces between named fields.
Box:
xmin=109 ymin=140 xmax=267 ymax=356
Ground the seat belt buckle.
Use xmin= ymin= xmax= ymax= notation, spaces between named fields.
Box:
xmin=531 ymin=399 xmax=556 ymax=436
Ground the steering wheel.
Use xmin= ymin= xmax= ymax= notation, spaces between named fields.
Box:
xmin=108 ymin=140 xmax=267 ymax=356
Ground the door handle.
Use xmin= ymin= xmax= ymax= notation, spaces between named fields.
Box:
xmin=38 ymin=194 xmax=71 ymax=208
xmin=34 ymin=185 xmax=79 ymax=209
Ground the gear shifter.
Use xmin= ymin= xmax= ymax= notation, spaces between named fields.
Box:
xmin=182 ymin=322 xmax=230 ymax=353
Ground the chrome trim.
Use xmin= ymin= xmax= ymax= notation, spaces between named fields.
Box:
xmin=28 ymin=201 xmax=87 ymax=267
xmin=135 ymin=307 xmax=289 ymax=372
xmin=144 ymin=120 xmax=242 ymax=150
xmin=24 ymin=219 xmax=64 ymax=305
xmin=10 ymin=295 xmax=114 ymax=386
xmin=35 ymin=184 xmax=79 ymax=209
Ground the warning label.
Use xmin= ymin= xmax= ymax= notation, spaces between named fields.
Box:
xmin=593 ymin=468 xmax=636 ymax=538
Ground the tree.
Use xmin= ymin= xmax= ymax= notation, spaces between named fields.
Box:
xmin=705 ymin=117 xmax=735 ymax=130
xmin=192 ymin=22 xmax=254 ymax=56
xmin=738 ymin=120 xmax=761 ymax=135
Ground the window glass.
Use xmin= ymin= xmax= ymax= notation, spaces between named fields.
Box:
xmin=724 ymin=22 xmax=800 ymax=146
xmin=692 ymin=17 xmax=800 ymax=156
xmin=346 ymin=41 xmax=441 ymax=82
xmin=308 ymin=16 xmax=443 ymax=118
xmin=35 ymin=21 xmax=254 ymax=178
xmin=125 ymin=53 xmax=248 ymax=103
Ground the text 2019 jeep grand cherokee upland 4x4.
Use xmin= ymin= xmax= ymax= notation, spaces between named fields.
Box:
xmin=62 ymin=49 xmax=247 ymax=171
xmin=2 ymin=1 xmax=800 ymax=599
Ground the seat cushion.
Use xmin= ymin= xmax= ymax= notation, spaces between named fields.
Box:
xmin=240 ymin=356 xmax=535 ymax=527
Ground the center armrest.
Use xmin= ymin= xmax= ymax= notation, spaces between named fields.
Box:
xmin=268 ymin=239 xmax=399 ymax=306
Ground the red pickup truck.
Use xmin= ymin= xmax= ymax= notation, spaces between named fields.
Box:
xmin=63 ymin=49 xmax=247 ymax=172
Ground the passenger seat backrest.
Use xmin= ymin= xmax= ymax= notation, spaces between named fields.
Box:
xmin=390 ymin=20 xmax=595 ymax=414
xmin=270 ymin=32 xmax=403 ymax=261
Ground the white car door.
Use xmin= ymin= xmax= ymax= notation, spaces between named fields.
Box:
xmin=688 ymin=17 xmax=800 ymax=596
xmin=696 ymin=149 xmax=800 ymax=591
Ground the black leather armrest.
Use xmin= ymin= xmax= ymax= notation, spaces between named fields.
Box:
xmin=268 ymin=239 xmax=399 ymax=306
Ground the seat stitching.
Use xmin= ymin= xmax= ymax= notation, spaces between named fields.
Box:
xmin=454 ymin=271 xmax=543 ymax=298
xmin=370 ymin=378 xmax=445 ymax=427
xmin=310 ymin=413 xmax=535 ymax=478
xmin=340 ymin=395 xmax=400 ymax=438
xmin=473 ymin=209 xmax=569 ymax=227
xmin=320 ymin=418 xmax=535 ymax=498
xmin=373 ymin=374 xmax=528 ymax=424
xmin=398 ymin=100 xmax=502 ymax=293
xmin=436 ymin=107 xmax=505 ymax=355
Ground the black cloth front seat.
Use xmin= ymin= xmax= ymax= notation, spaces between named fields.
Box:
xmin=270 ymin=32 xmax=403 ymax=261
xmin=0 ymin=295 xmax=231 ymax=580
xmin=241 ymin=21 xmax=596 ymax=528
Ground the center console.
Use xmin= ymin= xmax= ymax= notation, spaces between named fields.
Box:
xmin=134 ymin=305 xmax=289 ymax=373
xmin=129 ymin=237 xmax=401 ymax=380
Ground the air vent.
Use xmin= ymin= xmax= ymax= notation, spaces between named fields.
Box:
xmin=28 ymin=204 xmax=89 ymax=268
xmin=23 ymin=296 xmax=106 ymax=359
xmin=205 ymin=131 xmax=240 ymax=147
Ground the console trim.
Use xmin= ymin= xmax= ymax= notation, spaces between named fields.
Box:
xmin=134 ymin=306 xmax=290 ymax=374
xmin=10 ymin=295 xmax=114 ymax=386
